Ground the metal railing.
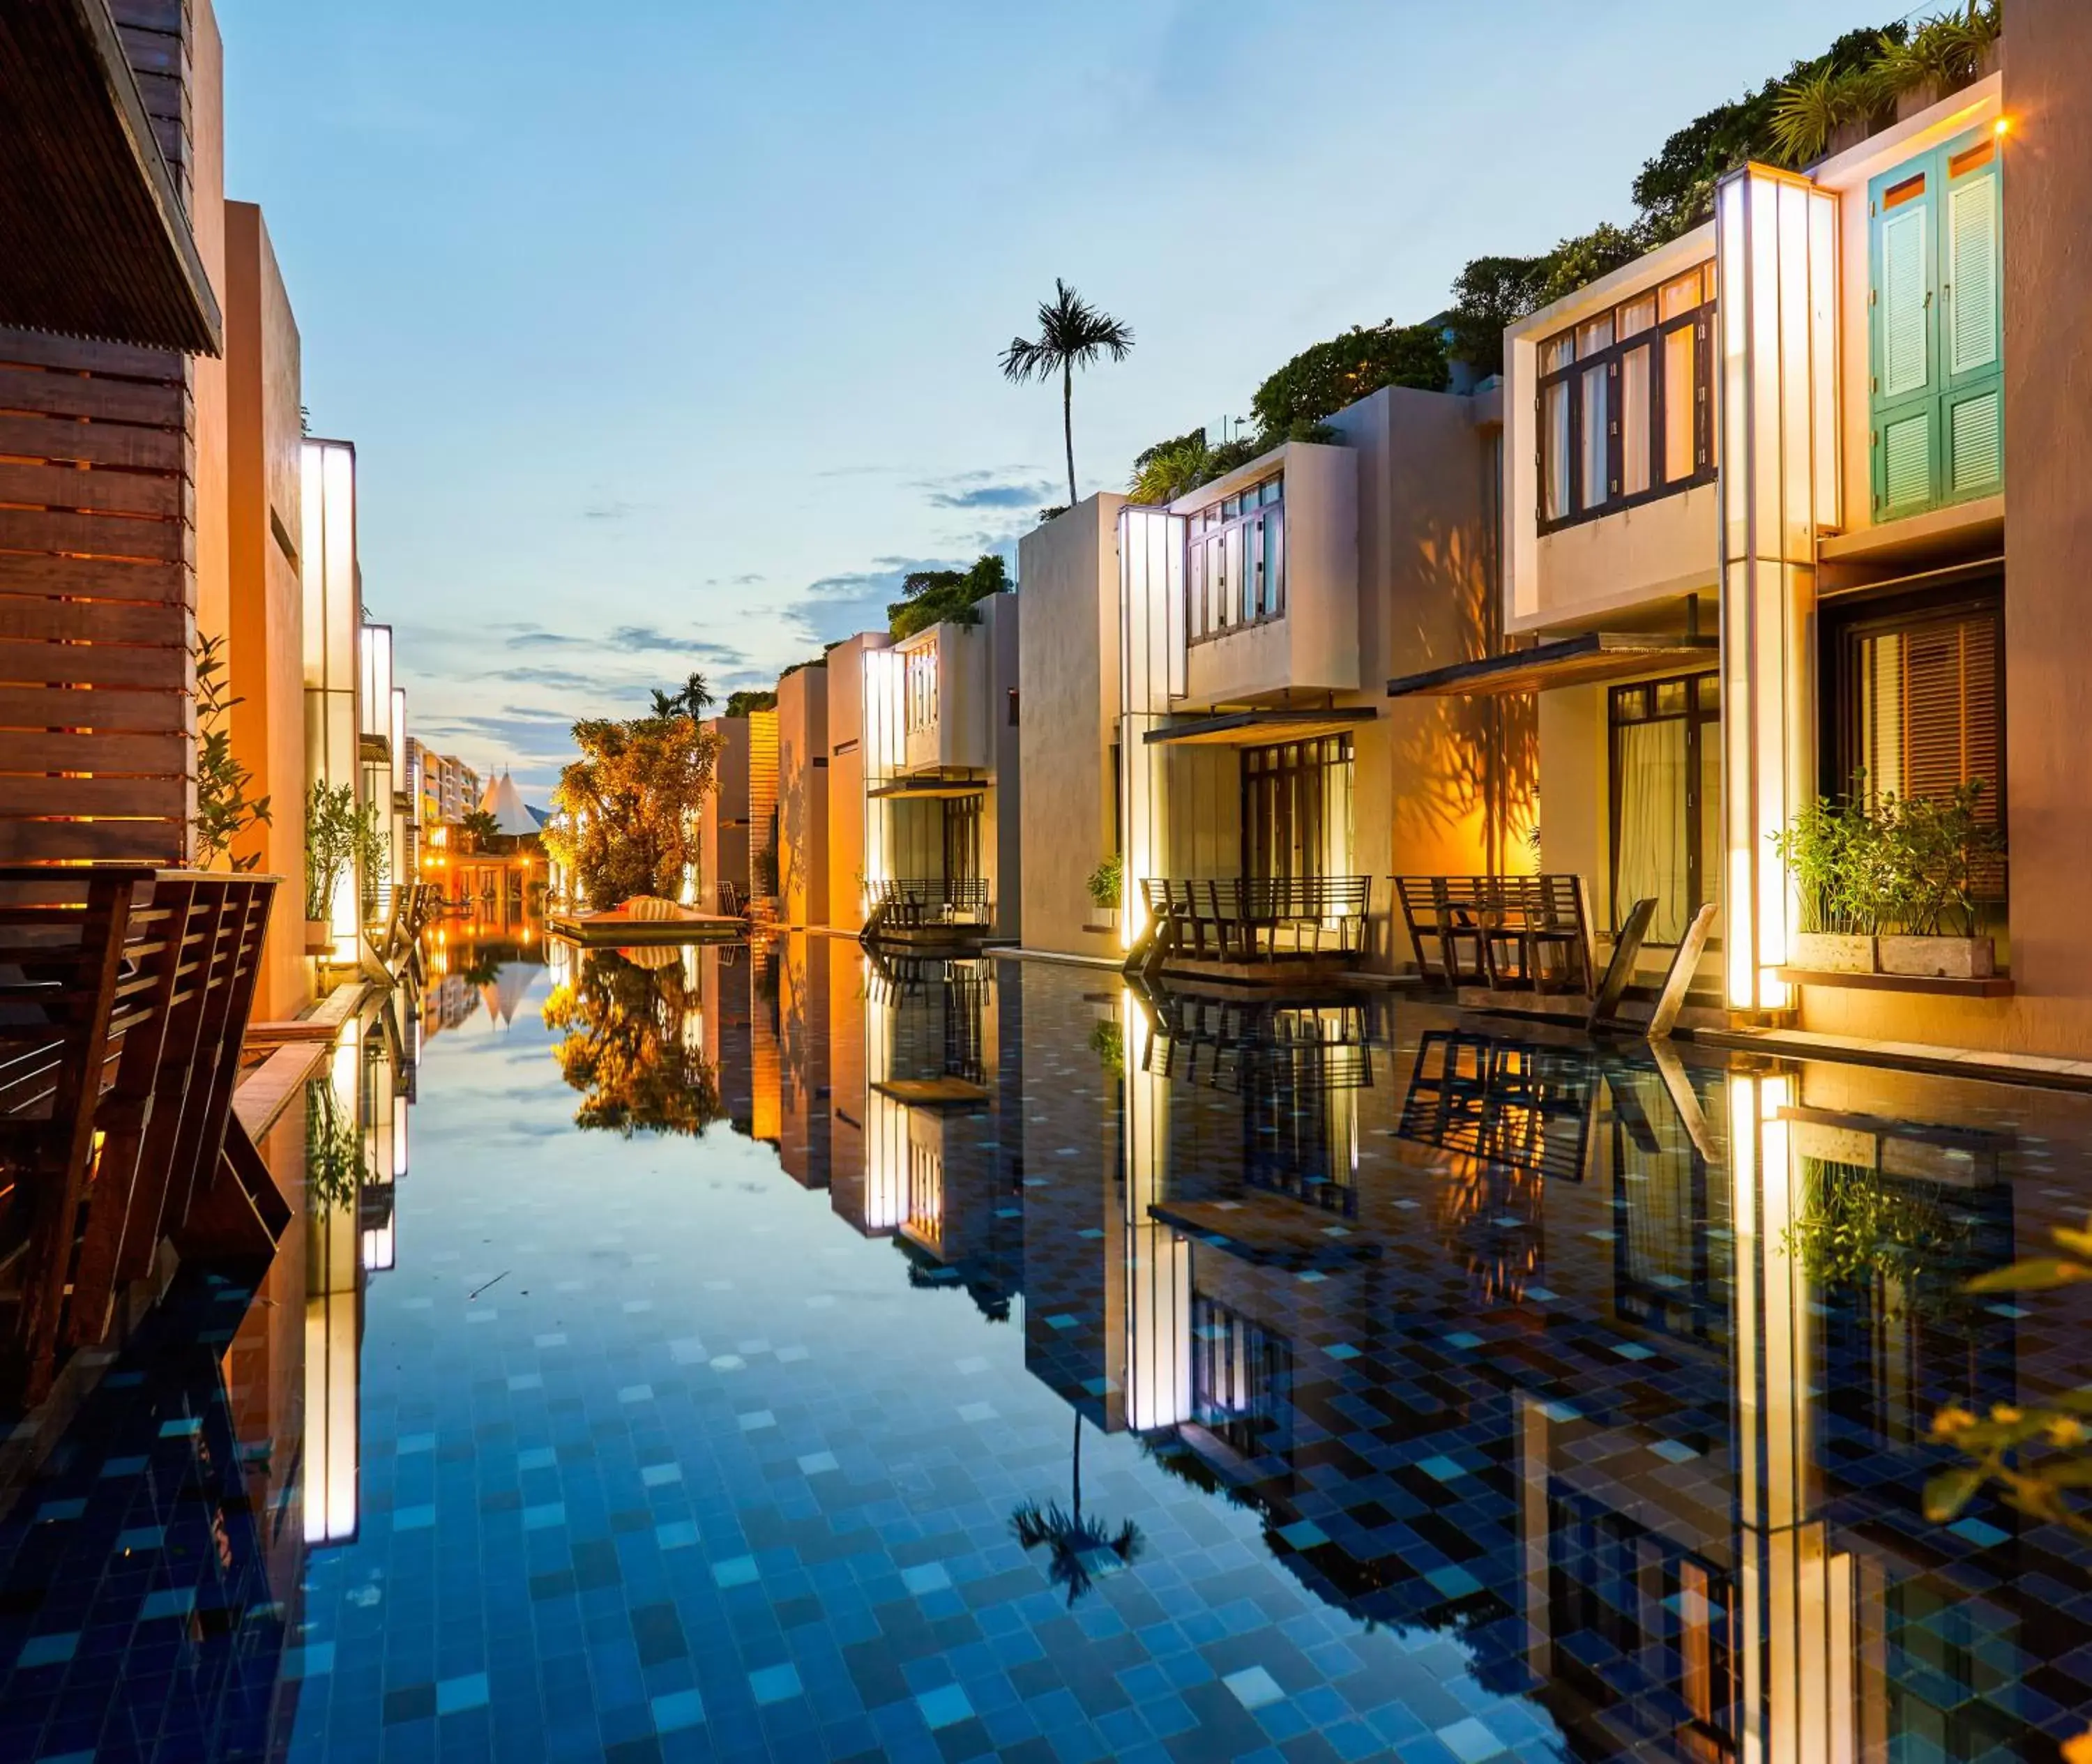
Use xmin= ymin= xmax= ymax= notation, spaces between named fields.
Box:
xmin=1137 ymin=875 xmax=1370 ymax=963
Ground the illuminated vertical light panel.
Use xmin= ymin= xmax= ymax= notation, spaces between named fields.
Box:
xmin=860 ymin=648 xmax=907 ymax=910
xmin=861 ymin=980 xmax=904 ymax=1233
xmin=1119 ymin=988 xmax=1189 ymax=1431
xmin=1715 ymin=166 xmax=1840 ymax=1011
xmin=1116 ymin=507 xmax=1185 ymax=947
xmin=1729 ymin=1070 xmax=1857 ymax=1763
xmin=305 ymin=1024 xmax=364 ymax=1544
xmin=303 ymin=440 xmax=362 ymax=958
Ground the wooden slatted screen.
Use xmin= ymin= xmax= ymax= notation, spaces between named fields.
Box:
xmin=0 ymin=1 xmax=198 ymax=865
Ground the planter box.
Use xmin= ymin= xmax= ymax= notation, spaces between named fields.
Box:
xmin=304 ymin=920 xmax=334 ymax=955
xmin=1879 ymin=934 xmax=1996 ymax=980
xmin=1791 ymin=932 xmax=1877 ymax=973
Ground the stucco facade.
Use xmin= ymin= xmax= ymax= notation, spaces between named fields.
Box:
xmin=778 ymin=664 xmax=828 ymax=928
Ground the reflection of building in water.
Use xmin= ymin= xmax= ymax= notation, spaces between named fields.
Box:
xmin=702 ymin=941 xmax=780 ymax=1146
xmin=1049 ymin=996 xmax=2052 ymax=1758
xmin=779 ymin=934 xmax=830 ymax=1192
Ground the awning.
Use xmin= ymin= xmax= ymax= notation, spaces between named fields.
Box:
xmin=1143 ymin=707 xmax=1378 ymax=747
xmin=1386 ymin=633 xmax=1717 ymax=698
xmin=868 ymin=774 xmax=987 ymax=800
xmin=872 ymin=1077 xmax=990 ymax=1111
xmin=0 ymin=0 xmax=222 ymax=354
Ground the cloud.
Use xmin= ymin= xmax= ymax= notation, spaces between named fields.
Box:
xmin=917 ymin=470 xmax=1054 ymax=512
xmin=584 ymin=499 xmax=644 ymax=522
xmin=490 ymin=666 xmax=600 ymax=689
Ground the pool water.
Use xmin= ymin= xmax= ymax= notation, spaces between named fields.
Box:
xmin=5 ymin=934 xmax=2092 ymax=1763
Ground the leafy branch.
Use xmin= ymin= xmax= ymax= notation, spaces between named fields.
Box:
xmin=191 ymin=631 xmax=271 ymax=870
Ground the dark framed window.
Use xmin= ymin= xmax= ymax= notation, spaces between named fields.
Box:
xmin=1191 ymin=1293 xmax=1293 ymax=1460
xmin=1241 ymin=734 xmax=1351 ymax=884
xmin=1540 ymin=263 xmax=1716 ymax=533
xmin=1828 ymin=586 xmax=2004 ymax=901
xmin=1609 ymin=672 xmax=1720 ymax=945
xmin=943 ymin=795 xmax=982 ymax=883
xmin=1187 ymin=473 xmax=1284 ymax=643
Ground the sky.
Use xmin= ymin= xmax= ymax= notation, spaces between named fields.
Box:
xmin=214 ymin=0 xmax=1888 ymax=796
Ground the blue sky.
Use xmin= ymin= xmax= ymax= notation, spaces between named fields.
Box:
xmin=215 ymin=0 xmax=1880 ymax=793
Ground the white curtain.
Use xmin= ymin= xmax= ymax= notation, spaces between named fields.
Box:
xmin=1615 ymin=720 xmax=1689 ymax=941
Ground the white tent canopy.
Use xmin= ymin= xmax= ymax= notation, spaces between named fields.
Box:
xmin=477 ymin=770 xmax=542 ymax=838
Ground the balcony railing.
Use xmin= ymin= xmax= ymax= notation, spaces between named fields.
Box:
xmin=863 ymin=878 xmax=990 ymax=939
xmin=1138 ymin=876 xmax=1370 ymax=964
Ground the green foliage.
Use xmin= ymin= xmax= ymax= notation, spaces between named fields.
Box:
xmin=457 ymin=807 xmax=501 ymax=853
xmin=1085 ymin=852 xmax=1121 ymax=908
xmin=723 ymin=689 xmax=777 ymax=717
xmin=546 ymin=714 xmax=723 ymax=910
xmin=649 ymin=671 xmax=715 ymax=720
xmin=1775 ymin=779 xmax=2003 ymax=937
xmin=304 ymin=780 xmax=361 ymax=920
xmin=1446 ymin=256 xmax=1554 ymax=381
xmin=190 ymin=632 xmax=271 ymax=870
xmin=888 ymin=553 xmax=1010 ymax=641
xmin=354 ymin=795 xmax=389 ymax=923
xmin=1086 ymin=1017 xmax=1123 ymax=1081
xmin=1128 ymin=429 xmax=1211 ymax=505
xmin=1768 ymin=10 xmax=1998 ymax=166
xmin=1249 ymin=321 xmax=1447 ymax=434
xmin=1001 ymin=278 xmax=1135 ymax=505
xmin=1929 ymin=1209 xmax=2092 ymax=1542
xmin=1783 ymin=1158 xmax=1971 ymax=1318
xmin=304 ymin=1081 xmax=366 ymax=1216
xmin=542 ymin=949 xmax=724 ymax=1136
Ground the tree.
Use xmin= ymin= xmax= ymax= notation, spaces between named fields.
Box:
xmin=724 ymin=688 xmax=777 ymax=717
xmin=457 ymin=807 xmax=501 ymax=854
xmin=544 ymin=713 xmax=723 ymax=909
xmin=190 ymin=631 xmax=271 ymax=870
xmin=650 ymin=671 xmax=715 ymax=720
xmin=541 ymin=950 xmax=724 ymax=1136
xmin=1250 ymin=321 xmax=1447 ymax=434
xmin=1009 ymin=1412 xmax=1144 ymax=1606
xmin=1001 ymin=279 xmax=1134 ymax=508
xmin=887 ymin=553 xmax=1009 ymax=641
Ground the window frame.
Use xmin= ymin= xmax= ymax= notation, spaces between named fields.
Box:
xmin=1823 ymin=581 xmax=2006 ymax=895
xmin=1607 ymin=670 xmax=1721 ymax=946
xmin=1185 ymin=471 xmax=1286 ymax=645
xmin=1537 ymin=268 xmax=1717 ymax=535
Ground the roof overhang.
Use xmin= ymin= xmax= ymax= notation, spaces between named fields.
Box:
xmin=1387 ymin=633 xmax=1718 ymax=699
xmin=872 ymin=1077 xmax=990 ymax=1111
xmin=0 ymin=0 xmax=222 ymax=354
xmin=868 ymin=773 xmax=987 ymax=800
xmin=1143 ymin=707 xmax=1377 ymax=747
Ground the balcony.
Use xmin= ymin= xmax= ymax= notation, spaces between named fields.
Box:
xmin=898 ymin=621 xmax=992 ymax=775
xmin=1170 ymin=441 xmax=1358 ymax=706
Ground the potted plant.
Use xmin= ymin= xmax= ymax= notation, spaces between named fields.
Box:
xmin=1775 ymin=791 xmax=1879 ymax=973
xmin=1085 ymin=853 xmax=1121 ymax=932
xmin=1877 ymin=782 xmax=2003 ymax=978
xmin=305 ymin=780 xmax=361 ymax=954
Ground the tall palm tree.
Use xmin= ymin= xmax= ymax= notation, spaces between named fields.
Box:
xmin=1010 ymin=1411 xmax=1144 ymax=1606
xmin=650 ymin=672 xmax=715 ymax=720
xmin=1000 ymin=280 xmax=1134 ymax=510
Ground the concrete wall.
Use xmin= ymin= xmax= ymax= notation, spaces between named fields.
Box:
xmin=1017 ymin=495 xmax=1123 ymax=955
xmin=983 ymin=593 xmax=1021 ymax=941
xmin=824 ymin=633 xmax=888 ymax=933
xmin=700 ymin=715 xmax=752 ymax=909
xmin=225 ymin=202 xmax=308 ymax=1019
xmin=1328 ymin=384 xmax=1522 ymax=968
xmin=778 ymin=665 xmax=828 ymax=927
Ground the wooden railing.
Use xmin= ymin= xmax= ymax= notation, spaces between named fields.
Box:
xmin=1137 ymin=876 xmax=1371 ymax=964
xmin=0 ymin=868 xmax=286 ymax=1402
xmin=1394 ymin=874 xmax=1595 ymax=995
xmin=863 ymin=878 xmax=991 ymax=940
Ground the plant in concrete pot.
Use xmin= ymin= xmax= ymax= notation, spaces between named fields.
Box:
xmin=1085 ymin=853 xmax=1121 ymax=928
xmin=1775 ymin=788 xmax=1881 ymax=972
xmin=305 ymin=780 xmax=360 ymax=954
xmin=1877 ymin=782 xmax=2003 ymax=978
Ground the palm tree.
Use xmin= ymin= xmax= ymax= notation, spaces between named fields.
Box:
xmin=649 ymin=673 xmax=715 ymax=720
xmin=1010 ymin=1411 xmax=1144 ymax=1606
xmin=1000 ymin=280 xmax=1134 ymax=510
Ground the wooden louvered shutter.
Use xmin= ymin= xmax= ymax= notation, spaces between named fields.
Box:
xmin=1898 ymin=609 xmax=2003 ymax=895
xmin=1872 ymin=172 xmax=1937 ymax=519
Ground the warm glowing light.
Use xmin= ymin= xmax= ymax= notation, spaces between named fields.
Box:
xmin=1994 ymin=115 xmax=2009 ymax=136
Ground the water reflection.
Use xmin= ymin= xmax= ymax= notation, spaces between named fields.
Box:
xmin=9 ymin=929 xmax=2092 ymax=1761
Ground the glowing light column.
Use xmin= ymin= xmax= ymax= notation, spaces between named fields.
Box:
xmin=1116 ymin=507 xmax=1185 ymax=947
xmin=1119 ymin=988 xmax=1188 ymax=1431
xmin=1715 ymin=166 xmax=1840 ymax=1011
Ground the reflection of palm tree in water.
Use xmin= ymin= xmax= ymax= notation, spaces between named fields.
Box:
xmin=1010 ymin=1412 xmax=1143 ymax=1606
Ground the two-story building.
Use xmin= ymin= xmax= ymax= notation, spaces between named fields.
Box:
xmin=1390 ymin=54 xmax=2091 ymax=1060
xmin=1106 ymin=383 xmax=1520 ymax=979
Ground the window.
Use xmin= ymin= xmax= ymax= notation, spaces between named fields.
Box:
xmin=1609 ymin=673 xmax=1720 ymax=945
xmin=1187 ymin=472 xmax=1284 ymax=641
xmin=1538 ymin=264 xmax=1715 ymax=531
xmin=905 ymin=648 xmax=938 ymax=734
xmin=1833 ymin=591 xmax=2003 ymax=899
xmin=1241 ymin=735 xmax=1351 ymax=884
xmin=1870 ymin=127 xmax=2003 ymax=521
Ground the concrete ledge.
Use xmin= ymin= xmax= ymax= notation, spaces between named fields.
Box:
xmin=1688 ymin=1022 xmax=2092 ymax=1095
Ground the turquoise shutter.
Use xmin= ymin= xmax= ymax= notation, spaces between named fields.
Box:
xmin=1942 ymin=132 xmax=2003 ymax=498
xmin=1871 ymin=161 xmax=1939 ymax=520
